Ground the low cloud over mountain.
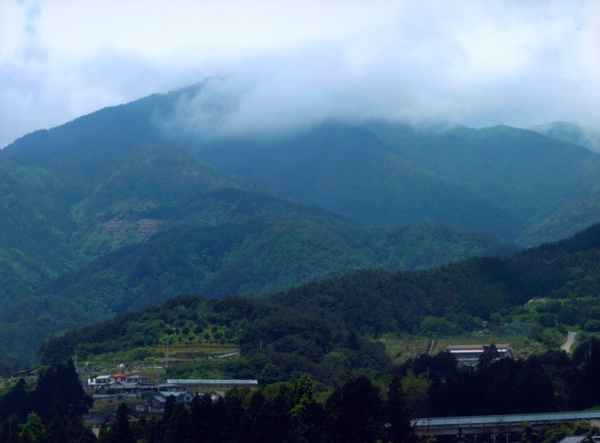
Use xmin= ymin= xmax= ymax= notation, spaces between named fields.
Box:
xmin=2 ymin=0 xmax=599 ymax=147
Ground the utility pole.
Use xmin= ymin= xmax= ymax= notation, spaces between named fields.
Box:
xmin=166 ymin=338 xmax=169 ymax=368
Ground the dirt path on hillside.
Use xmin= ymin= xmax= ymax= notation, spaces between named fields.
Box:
xmin=561 ymin=331 xmax=577 ymax=353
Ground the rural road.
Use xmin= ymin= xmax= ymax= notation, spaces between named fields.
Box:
xmin=561 ymin=331 xmax=577 ymax=353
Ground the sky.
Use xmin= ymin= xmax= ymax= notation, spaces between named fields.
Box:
xmin=0 ymin=0 xmax=599 ymax=147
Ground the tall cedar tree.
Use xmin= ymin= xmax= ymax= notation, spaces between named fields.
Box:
xmin=34 ymin=359 xmax=92 ymax=420
xmin=325 ymin=375 xmax=384 ymax=443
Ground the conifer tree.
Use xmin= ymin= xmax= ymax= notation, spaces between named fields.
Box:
xmin=325 ymin=376 xmax=384 ymax=443
xmin=33 ymin=359 xmax=92 ymax=420
xmin=102 ymin=402 xmax=135 ymax=443
xmin=384 ymin=374 xmax=417 ymax=443
xmin=18 ymin=412 xmax=47 ymax=443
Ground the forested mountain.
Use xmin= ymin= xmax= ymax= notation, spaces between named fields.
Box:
xmin=530 ymin=121 xmax=600 ymax=153
xmin=163 ymin=83 xmax=600 ymax=244
xmin=362 ymin=121 xmax=600 ymax=245
xmin=39 ymin=222 xmax=600 ymax=388
xmin=0 ymin=94 xmax=517 ymax=366
xmin=195 ymin=123 xmax=518 ymax=239
xmin=0 ymin=207 xmax=515 ymax=367
xmin=6 ymin=81 xmax=600 ymax=246
xmin=2 ymin=80 xmax=600 ymax=368
xmin=194 ymin=119 xmax=600 ymax=244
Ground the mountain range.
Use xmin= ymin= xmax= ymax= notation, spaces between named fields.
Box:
xmin=1 ymin=80 xmax=600 ymax=366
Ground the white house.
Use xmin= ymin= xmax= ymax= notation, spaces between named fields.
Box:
xmin=87 ymin=374 xmax=115 ymax=390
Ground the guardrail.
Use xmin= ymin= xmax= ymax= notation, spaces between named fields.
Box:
xmin=413 ymin=411 xmax=600 ymax=436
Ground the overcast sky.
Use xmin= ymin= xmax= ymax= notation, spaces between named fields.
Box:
xmin=1 ymin=0 xmax=598 ymax=147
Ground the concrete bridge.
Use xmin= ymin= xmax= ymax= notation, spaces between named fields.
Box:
xmin=413 ymin=410 xmax=600 ymax=437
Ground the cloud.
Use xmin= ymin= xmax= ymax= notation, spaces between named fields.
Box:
xmin=1 ymin=0 xmax=598 ymax=147
xmin=159 ymin=0 xmax=600 ymax=139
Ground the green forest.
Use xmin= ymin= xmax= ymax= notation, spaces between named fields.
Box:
xmin=4 ymin=338 xmax=600 ymax=442
xmin=3 ymin=184 xmax=600 ymax=442
xmin=4 ymin=83 xmax=600 ymax=442
xmin=4 ymin=87 xmax=600 ymax=370
xmin=26 ymin=222 xmax=600 ymax=392
xmin=0 ymin=361 xmax=417 ymax=443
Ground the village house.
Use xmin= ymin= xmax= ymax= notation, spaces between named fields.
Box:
xmin=87 ymin=374 xmax=115 ymax=390
xmin=87 ymin=373 xmax=154 ymax=392
xmin=112 ymin=374 xmax=155 ymax=393
xmin=148 ymin=391 xmax=195 ymax=413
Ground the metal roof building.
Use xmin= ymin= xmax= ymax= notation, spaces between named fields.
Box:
xmin=445 ymin=344 xmax=514 ymax=366
xmin=166 ymin=379 xmax=258 ymax=388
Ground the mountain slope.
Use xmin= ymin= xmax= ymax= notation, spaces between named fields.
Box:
xmin=517 ymin=189 xmax=600 ymax=246
xmin=2 ymin=82 xmax=600 ymax=368
xmin=38 ymin=222 xmax=600 ymax=385
xmin=197 ymin=122 xmax=520 ymax=239
xmin=0 ymin=141 xmax=251 ymax=304
xmin=365 ymin=121 xmax=600 ymax=233
xmin=6 ymin=82 xmax=600 ymax=247
xmin=529 ymin=121 xmax=600 ymax=152
xmin=0 ymin=205 xmax=516 ymax=366
xmin=0 ymin=158 xmax=77 ymax=299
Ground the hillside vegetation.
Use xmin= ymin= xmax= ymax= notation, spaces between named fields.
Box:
xmin=38 ymin=223 xmax=600 ymax=389
xmin=2 ymin=81 xmax=600 ymax=368
xmin=0 ymin=205 xmax=515 ymax=367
